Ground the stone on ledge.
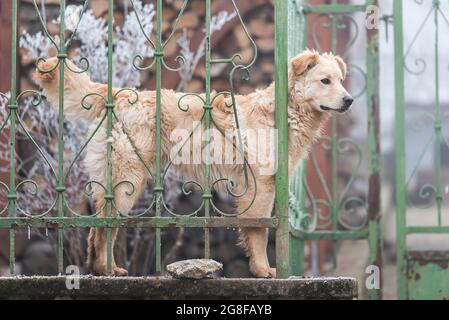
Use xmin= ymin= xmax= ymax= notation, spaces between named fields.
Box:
xmin=166 ymin=259 xmax=223 ymax=279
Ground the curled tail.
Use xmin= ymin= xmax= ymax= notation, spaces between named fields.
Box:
xmin=33 ymin=57 xmax=107 ymax=122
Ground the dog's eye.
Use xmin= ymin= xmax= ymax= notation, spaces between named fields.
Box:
xmin=321 ymin=79 xmax=331 ymax=85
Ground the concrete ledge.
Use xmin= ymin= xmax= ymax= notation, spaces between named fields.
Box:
xmin=0 ymin=276 xmax=357 ymax=300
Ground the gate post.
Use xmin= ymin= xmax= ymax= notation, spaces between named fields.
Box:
xmin=393 ymin=0 xmax=407 ymax=300
xmin=7 ymin=0 xmax=18 ymax=275
xmin=275 ymin=0 xmax=291 ymax=278
xmin=366 ymin=0 xmax=383 ymax=300
xmin=288 ymin=0 xmax=308 ymax=277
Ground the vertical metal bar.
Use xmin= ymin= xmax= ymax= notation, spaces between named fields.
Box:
xmin=289 ymin=0 xmax=307 ymax=276
xmin=329 ymin=2 xmax=338 ymax=268
xmin=56 ymin=0 xmax=66 ymax=275
xmin=301 ymin=0 xmax=309 ymax=52
xmin=7 ymin=0 xmax=18 ymax=275
xmin=297 ymin=0 xmax=310 ymax=276
xmin=310 ymin=240 xmax=319 ymax=276
xmin=203 ymin=0 xmax=212 ymax=259
xmin=275 ymin=0 xmax=290 ymax=279
xmin=393 ymin=0 xmax=407 ymax=300
xmin=366 ymin=0 xmax=382 ymax=300
xmin=432 ymin=0 xmax=442 ymax=226
xmin=154 ymin=0 xmax=163 ymax=273
xmin=105 ymin=0 xmax=115 ymax=274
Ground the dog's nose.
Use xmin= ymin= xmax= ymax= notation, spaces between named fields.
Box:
xmin=343 ymin=96 xmax=354 ymax=107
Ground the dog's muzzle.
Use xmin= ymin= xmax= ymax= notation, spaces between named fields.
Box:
xmin=342 ymin=96 xmax=354 ymax=108
xmin=336 ymin=96 xmax=354 ymax=113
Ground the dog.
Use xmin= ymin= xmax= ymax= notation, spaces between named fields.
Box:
xmin=34 ymin=49 xmax=353 ymax=278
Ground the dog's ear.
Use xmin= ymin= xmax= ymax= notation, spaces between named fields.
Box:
xmin=334 ymin=55 xmax=347 ymax=80
xmin=291 ymin=50 xmax=320 ymax=76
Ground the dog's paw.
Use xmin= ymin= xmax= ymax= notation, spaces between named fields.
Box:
xmin=113 ymin=267 xmax=128 ymax=277
xmin=267 ymin=268 xmax=276 ymax=279
xmin=92 ymin=265 xmax=112 ymax=276
xmin=250 ymin=265 xmax=277 ymax=279
xmin=259 ymin=268 xmax=276 ymax=279
xmin=92 ymin=265 xmax=128 ymax=277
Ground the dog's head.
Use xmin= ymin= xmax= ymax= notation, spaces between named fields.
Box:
xmin=290 ymin=50 xmax=353 ymax=113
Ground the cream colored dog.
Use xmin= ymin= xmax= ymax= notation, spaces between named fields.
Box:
xmin=34 ymin=49 xmax=353 ymax=278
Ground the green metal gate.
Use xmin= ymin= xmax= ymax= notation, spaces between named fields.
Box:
xmin=288 ymin=0 xmax=382 ymax=300
xmin=0 ymin=0 xmax=291 ymax=278
xmin=394 ymin=0 xmax=449 ymax=300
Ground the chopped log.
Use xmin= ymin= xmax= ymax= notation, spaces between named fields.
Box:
xmin=211 ymin=78 xmax=230 ymax=92
xmin=233 ymin=24 xmax=251 ymax=49
xmin=184 ymin=78 xmax=203 ymax=93
xmin=248 ymin=19 xmax=274 ymax=38
xmin=191 ymin=1 xmax=206 ymax=16
xmin=90 ymin=0 xmax=108 ymax=17
xmin=46 ymin=22 xmax=59 ymax=36
xmin=256 ymin=37 xmax=274 ymax=54
xmin=260 ymin=57 xmax=275 ymax=74
xmin=162 ymin=6 xmax=176 ymax=22
xmin=177 ymin=12 xmax=199 ymax=30
xmin=170 ymin=0 xmax=186 ymax=12
xmin=163 ymin=31 xmax=183 ymax=57
xmin=236 ymin=47 xmax=255 ymax=65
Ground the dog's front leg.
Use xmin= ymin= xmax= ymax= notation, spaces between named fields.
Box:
xmin=92 ymin=227 xmax=128 ymax=276
xmin=239 ymin=228 xmax=276 ymax=278
xmin=237 ymin=184 xmax=276 ymax=278
xmin=88 ymin=193 xmax=128 ymax=276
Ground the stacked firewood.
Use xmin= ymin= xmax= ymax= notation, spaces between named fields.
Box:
xmin=20 ymin=0 xmax=275 ymax=93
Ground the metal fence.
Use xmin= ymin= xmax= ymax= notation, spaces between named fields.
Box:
xmin=0 ymin=0 xmax=290 ymax=277
xmin=0 ymin=0 xmax=388 ymax=299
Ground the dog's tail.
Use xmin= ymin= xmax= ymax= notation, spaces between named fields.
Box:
xmin=33 ymin=57 xmax=108 ymax=122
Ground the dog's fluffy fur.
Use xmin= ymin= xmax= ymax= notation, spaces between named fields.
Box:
xmin=34 ymin=50 xmax=352 ymax=278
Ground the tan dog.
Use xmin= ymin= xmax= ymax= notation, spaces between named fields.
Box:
xmin=34 ymin=49 xmax=353 ymax=278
